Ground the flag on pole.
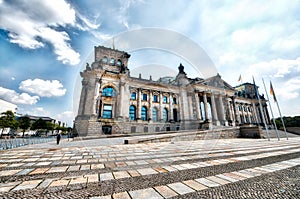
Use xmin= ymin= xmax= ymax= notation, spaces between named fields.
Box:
xmin=253 ymin=76 xmax=270 ymax=141
xmin=270 ymin=81 xmax=277 ymax=102
xmin=238 ymin=74 xmax=242 ymax=82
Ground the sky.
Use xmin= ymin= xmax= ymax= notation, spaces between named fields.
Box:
xmin=0 ymin=0 xmax=300 ymax=126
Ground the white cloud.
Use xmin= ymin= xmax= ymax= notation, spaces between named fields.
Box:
xmin=56 ymin=111 xmax=74 ymax=125
xmin=0 ymin=0 xmax=100 ymax=65
xmin=0 ymin=86 xmax=39 ymax=105
xmin=274 ymin=77 xmax=300 ymax=100
xmin=246 ymin=57 xmax=300 ymax=78
xmin=19 ymin=79 xmax=67 ymax=97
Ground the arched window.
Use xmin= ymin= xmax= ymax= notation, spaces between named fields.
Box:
xmin=129 ymin=105 xmax=136 ymax=121
xmin=110 ymin=58 xmax=115 ymax=65
xmin=152 ymin=107 xmax=158 ymax=122
xmin=131 ymin=92 xmax=136 ymax=100
xmin=102 ymin=56 xmax=108 ymax=63
xmin=117 ymin=59 xmax=122 ymax=66
xmin=102 ymin=86 xmax=116 ymax=97
xmin=141 ymin=106 xmax=147 ymax=121
xmin=163 ymin=108 xmax=168 ymax=122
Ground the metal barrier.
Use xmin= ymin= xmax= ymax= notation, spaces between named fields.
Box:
xmin=0 ymin=136 xmax=55 ymax=150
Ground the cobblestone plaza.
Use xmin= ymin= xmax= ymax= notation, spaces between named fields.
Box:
xmin=0 ymin=131 xmax=300 ymax=198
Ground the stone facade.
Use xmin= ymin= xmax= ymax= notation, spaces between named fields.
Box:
xmin=74 ymin=46 xmax=270 ymax=136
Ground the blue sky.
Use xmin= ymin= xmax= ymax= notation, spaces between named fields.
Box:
xmin=0 ymin=0 xmax=300 ymax=126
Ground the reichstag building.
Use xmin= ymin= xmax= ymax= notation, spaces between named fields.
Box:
xmin=74 ymin=46 xmax=270 ymax=136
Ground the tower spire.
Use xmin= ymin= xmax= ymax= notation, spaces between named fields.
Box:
xmin=112 ymin=38 xmax=115 ymax=50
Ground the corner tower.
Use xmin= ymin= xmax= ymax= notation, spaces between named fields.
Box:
xmin=75 ymin=46 xmax=131 ymax=136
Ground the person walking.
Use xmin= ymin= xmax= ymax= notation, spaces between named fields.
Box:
xmin=56 ymin=132 xmax=61 ymax=145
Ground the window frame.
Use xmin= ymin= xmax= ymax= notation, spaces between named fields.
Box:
xmin=102 ymin=104 xmax=112 ymax=119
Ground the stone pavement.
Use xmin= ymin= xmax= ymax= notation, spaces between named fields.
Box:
xmin=0 ymin=134 xmax=300 ymax=198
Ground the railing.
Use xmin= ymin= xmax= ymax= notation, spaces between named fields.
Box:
xmin=0 ymin=136 xmax=55 ymax=150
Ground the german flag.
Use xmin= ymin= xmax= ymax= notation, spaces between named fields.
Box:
xmin=238 ymin=74 xmax=242 ymax=82
xmin=270 ymin=81 xmax=277 ymax=102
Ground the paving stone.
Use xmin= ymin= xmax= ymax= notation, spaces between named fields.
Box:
xmin=154 ymin=167 xmax=168 ymax=173
xmin=129 ymin=188 xmax=163 ymax=199
xmin=154 ymin=185 xmax=178 ymax=198
xmin=90 ymin=195 xmax=111 ymax=199
xmin=183 ymin=180 xmax=208 ymax=191
xmin=195 ymin=178 xmax=220 ymax=187
xmin=167 ymin=182 xmax=195 ymax=195
xmin=16 ymin=168 xmax=34 ymax=175
xmin=49 ymin=179 xmax=70 ymax=187
xmin=91 ymin=163 xmax=105 ymax=169
xmin=47 ymin=166 xmax=68 ymax=173
xmin=113 ymin=171 xmax=131 ymax=179
xmin=36 ymin=161 xmax=52 ymax=166
xmin=216 ymin=174 xmax=239 ymax=183
xmin=0 ymin=181 xmax=21 ymax=192
xmin=13 ymin=179 xmax=42 ymax=191
xmin=86 ymin=174 xmax=99 ymax=183
xmin=223 ymin=172 xmax=246 ymax=180
xmin=69 ymin=176 xmax=87 ymax=185
xmin=112 ymin=191 xmax=131 ymax=199
xmin=67 ymin=165 xmax=80 ymax=171
xmin=206 ymin=176 xmax=230 ymax=185
xmin=80 ymin=164 xmax=91 ymax=170
xmin=100 ymin=173 xmax=114 ymax=181
xmin=7 ymin=163 xmax=24 ymax=167
xmin=137 ymin=168 xmax=158 ymax=175
xmin=127 ymin=170 xmax=141 ymax=177
xmin=37 ymin=178 xmax=57 ymax=189
xmin=163 ymin=166 xmax=178 ymax=172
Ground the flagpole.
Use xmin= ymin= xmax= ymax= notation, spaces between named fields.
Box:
xmin=253 ymin=77 xmax=270 ymax=141
xmin=262 ymin=78 xmax=280 ymax=141
xmin=276 ymin=101 xmax=288 ymax=140
xmin=271 ymin=81 xmax=288 ymax=140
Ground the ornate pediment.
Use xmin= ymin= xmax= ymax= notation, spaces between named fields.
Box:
xmin=202 ymin=74 xmax=235 ymax=91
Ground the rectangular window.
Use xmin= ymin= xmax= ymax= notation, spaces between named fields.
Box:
xmin=131 ymin=92 xmax=136 ymax=100
xmin=153 ymin=95 xmax=158 ymax=102
xmin=163 ymin=96 xmax=168 ymax=103
xmin=173 ymin=97 xmax=177 ymax=104
xmin=143 ymin=93 xmax=147 ymax=101
xmin=102 ymin=104 xmax=112 ymax=118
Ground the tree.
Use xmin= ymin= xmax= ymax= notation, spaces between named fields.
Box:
xmin=31 ymin=118 xmax=47 ymax=136
xmin=0 ymin=111 xmax=18 ymax=137
xmin=18 ymin=116 xmax=31 ymax=137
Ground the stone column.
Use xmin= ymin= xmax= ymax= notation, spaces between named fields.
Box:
xmin=194 ymin=93 xmax=201 ymax=120
xmin=137 ymin=88 xmax=142 ymax=119
xmin=159 ymin=91 xmax=163 ymax=121
xmin=118 ymin=82 xmax=125 ymax=118
xmin=93 ymin=80 xmax=100 ymax=115
xmin=169 ymin=93 xmax=173 ymax=120
xmin=252 ymin=102 xmax=259 ymax=124
xmin=210 ymin=93 xmax=219 ymax=125
xmin=203 ymin=92 xmax=209 ymax=120
xmin=218 ymin=95 xmax=226 ymax=125
xmin=241 ymin=103 xmax=246 ymax=123
xmin=234 ymin=101 xmax=240 ymax=124
xmin=149 ymin=91 xmax=153 ymax=122
xmin=227 ymin=98 xmax=233 ymax=124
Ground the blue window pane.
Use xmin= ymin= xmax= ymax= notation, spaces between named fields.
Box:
xmin=129 ymin=105 xmax=136 ymax=121
xmin=152 ymin=108 xmax=158 ymax=122
xmin=102 ymin=105 xmax=112 ymax=118
xmin=163 ymin=96 xmax=167 ymax=103
xmin=131 ymin=92 xmax=136 ymax=100
xmin=102 ymin=87 xmax=116 ymax=97
xmin=163 ymin=108 xmax=168 ymax=122
xmin=141 ymin=106 xmax=147 ymax=121
xmin=153 ymin=95 xmax=158 ymax=102
xmin=143 ymin=94 xmax=147 ymax=101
